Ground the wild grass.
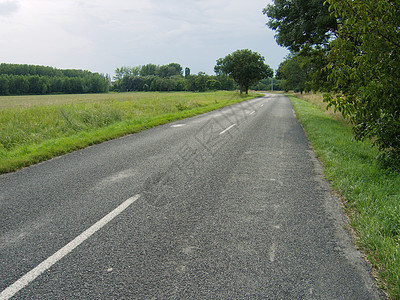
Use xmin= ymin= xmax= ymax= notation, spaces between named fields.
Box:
xmin=289 ymin=95 xmax=400 ymax=299
xmin=0 ymin=91 xmax=261 ymax=174
xmin=289 ymin=92 xmax=347 ymax=123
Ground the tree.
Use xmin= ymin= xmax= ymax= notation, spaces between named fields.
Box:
xmin=12 ymin=76 xmax=29 ymax=95
xmin=113 ymin=66 xmax=139 ymax=81
xmin=184 ymin=67 xmax=191 ymax=78
xmin=157 ymin=63 xmax=183 ymax=77
xmin=276 ymin=54 xmax=307 ymax=93
xmin=264 ymin=0 xmax=336 ymax=92
xmin=113 ymin=68 xmax=125 ymax=81
xmin=0 ymin=75 xmax=9 ymax=95
xmin=195 ymin=72 xmax=207 ymax=92
xmin=263 ymin=0 xmax=337 ymax=52
xmin=250 ymin=78 xmax=281 ymax=91
xmin=275 ymin=51 xmax=331 ymax=93
xmin=216 ymin=75 xmax=235 ymax=91
xmin=139 ymin=64 xmax=159 ymax=76
xmin=324 ymin=0 xmax=400 ymax=155
xmin=215 ymin=49 xmax=273 ymax=94
xmin=28 ymin=76 xmax=42 ymax=94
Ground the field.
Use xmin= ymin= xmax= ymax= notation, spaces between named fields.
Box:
xmin=0 ymin=91 xmax=261 ymax=174
xmin=290 ymin=93 xmax=400 ymax=299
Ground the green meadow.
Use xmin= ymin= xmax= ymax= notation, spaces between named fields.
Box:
xmin=0 ymin=91 xmax=260 ymax=174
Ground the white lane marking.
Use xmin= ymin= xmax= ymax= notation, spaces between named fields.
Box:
xmin=260 ymin=104 xmax=264 ymax=107
xmin=269 ymin=242 xmax=276 ymax=262
xmin=170 ymin=124 xmax=186 ymax=128
xmin=249 ymin=111 xmax=256 ymax=115
xmin=0 ymin=194 xmax=141 ymax=300
xmin=219 ymin=123 xmax=237 ymax=135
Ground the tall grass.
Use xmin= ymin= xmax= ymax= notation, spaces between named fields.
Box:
xmin=289 ymin=92 xmax=346 ymax=123
xmin=0 ymin=91 xmax=260 ymax=174
xmin=289 ymin=95 xmax=400 ymax=299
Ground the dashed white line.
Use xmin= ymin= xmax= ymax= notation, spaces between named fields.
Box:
xmin=219 ymin=124 xmax=237 ymax=135
xmin=249 ymin=111 xmax=256 ymax=115
xmin=0 ymin=194 xmax=141 ymax=300
xmin=171 ymin=124 xmax=186 ymax=128
xmin=269 ymin=242 xmax=276 ymax=262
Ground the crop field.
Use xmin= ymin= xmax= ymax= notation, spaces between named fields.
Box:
xmin=0 ymin=91 xmax=260 ymax=174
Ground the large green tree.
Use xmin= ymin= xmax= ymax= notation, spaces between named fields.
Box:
xmin=325 ymin=0 xmax=400 ymax=154
xmin=264 ymin=0 xmax=336 ymax=92
xmin=215 ymin=49 xmax=273 ymax=94
xmin=263 ymin=0 xmax=337 ymax=52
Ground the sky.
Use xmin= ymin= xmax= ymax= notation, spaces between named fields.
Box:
xmin=0 ymin=0 xmax=289 ymax=77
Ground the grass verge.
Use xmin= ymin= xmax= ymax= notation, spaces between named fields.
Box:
xmin=0 ymin=91 xmax=261 ymax=174
xmin=289 ymin=95 xmax=400 ymax=299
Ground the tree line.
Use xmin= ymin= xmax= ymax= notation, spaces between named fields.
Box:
xmin=264 ymin=0 xmax=400 ymax=156
xmin=0 ymin=62 xmax=279 ymax=96
xmin=112 ymin=63 xmax=236 ymax=92
xmin=0 ymin=63 xmax=109 ymax=95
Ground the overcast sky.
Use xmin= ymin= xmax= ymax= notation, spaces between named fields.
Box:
xmin=0 ymin=0 xmax=288 ymax=76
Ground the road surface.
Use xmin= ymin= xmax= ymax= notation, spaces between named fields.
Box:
xmin=0 ymin=94 xmax=383 ymax=299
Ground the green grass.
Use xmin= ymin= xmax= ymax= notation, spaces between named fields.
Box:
xmin=0 ymin=91 xmax=261 ymax=174
xmin=289 ymin=95 xmax=400 ymax=299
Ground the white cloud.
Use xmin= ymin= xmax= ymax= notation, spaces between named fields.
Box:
xmin=0 ymin=0 xmax=288 ymax=75
xmin=0 ymin=0 xmax=96 ymax=69
xmin=0 ymin=0 xmax=19 ymax=17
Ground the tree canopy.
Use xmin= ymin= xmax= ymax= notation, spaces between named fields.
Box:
xmin=112 ymin=63 xmax=235 ymax=93
xmin=276 ymin=54 xmax=307 ymax=93
xmin=215 ymin=49 xmax=273 ymax=94
xmin=263 ymin=0 xmax=337 ymax=52
xmin=114 ymin=63 xmax=183 ymax=81
xmin=324 ymin=0 xmax=400 ymax=154
xmin=263 ymin=0 xmax=336 ymax=92
xmin=0 ymin=64 xmax=109 ymax=95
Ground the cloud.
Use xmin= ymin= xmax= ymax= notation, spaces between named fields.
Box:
xmin=0 ymin=0 xmax=288 ymax=75
xmin=0 ymin=0 xmax=19 ymax=16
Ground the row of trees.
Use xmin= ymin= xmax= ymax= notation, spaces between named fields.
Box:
xmin=112 ymin=63 xmax=236 ymax=92
xmin=0 ymin=60 xmax=278 ymax=96
xmin=0 ymin=64 xmax=109 ymax=95
xmin=113 ymin=56 xmax=278 ymax=94
xmin=0 ymin=74 xmax=109 ymax=95
xmin=274 ymin=50 xmax=330 ymax=93
xmin=264 ymin=0 xmax=400 ymax=155
xmin=114 ymin=63 xmax=185 ymax=80
xmin=250 ymin=78 xmax=283 ymax=92
xmin=0 ymin=63 xmax=105 ymax=78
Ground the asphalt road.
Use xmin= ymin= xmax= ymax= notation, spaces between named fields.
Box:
xmin=0 ymin=94 xmax=384 ymax=299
